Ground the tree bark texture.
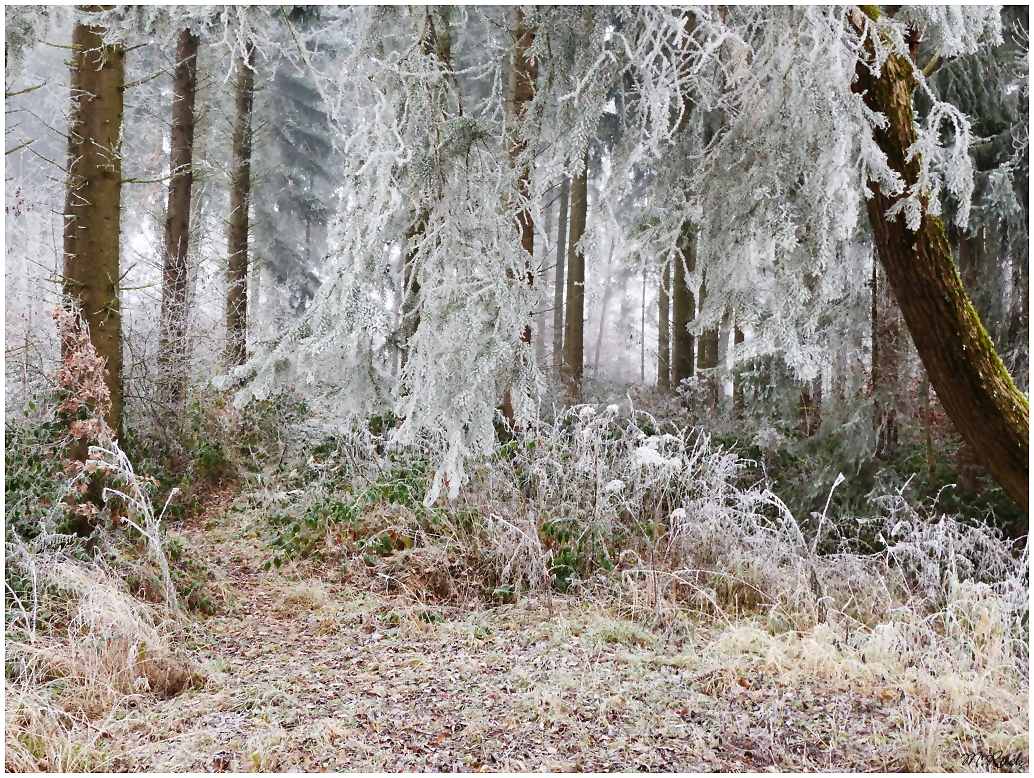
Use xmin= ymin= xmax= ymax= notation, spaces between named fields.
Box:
xmin=872 ymin=262 xmax=903 ymax=460
xmin=226 ymin=42 xmax=255 ymax=368
xmin=563 ymin=153 xmax=588 ymax=399
xmin=657 ymin=259 xmax=670 ymax=389
xmin=159 ymin=28 xmax=199 ymax=405
xmin=553 ymin=177 xmax=569 ymax=368
xmin=63 ymin=9 xmax=124 ymax=437
xmin=853 ymin=7 xmax=1029 ymax=526
xmin=671 ymin=223 xmax=695 ymax=388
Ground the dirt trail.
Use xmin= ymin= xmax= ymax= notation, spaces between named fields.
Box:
xmin=105 ymin=504 xmax=911 ymax=772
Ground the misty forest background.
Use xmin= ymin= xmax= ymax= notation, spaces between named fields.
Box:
xmin=3 ymin=5 xmax=1029 ymax=772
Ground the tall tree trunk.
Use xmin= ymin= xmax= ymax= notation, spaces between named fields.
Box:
xmin=159 ymin=28 xmax=199 ymax=405
xmin=640 ymin=265 xmax=647 ymax=381
xmin=400 ymin=211 xmax=427 ymax=370
xmin=502 ymin=7 xmax=538 ymax=430
xmin=226 ymin=41 xmax=255 ymax=368
xmin=63 ymin=8 xmax=124 ymax=437
xmin=563 ymin=152 xmax=588 ymax=399
xmin=696 ymin=277 xmax=719 ymax=371
xmin=671 ymin=225 xmax=696 ymax=389
xmin=593 ymin=237 xmax=616 ymax=372
xmin=670 ymin=9 xmax=698 ymax=395
xmin=657 ymin=260 xmax=670 ymax=389
xmin=1007 ymin=230 xmax=1028 ymax=388
xmin=956 ymin=229 xmax=979 ymax=294
xmin=553 ymin=178 xmax=569 ymax=369
xmin=507 ymin=6 xmax=537 ymax=334
xmin=696 ymin=271 xmax=720 ymax=408
xmin=536 ymin=194 xmax=552 ymax=367
xmin=732 ymin=325 xmax=745 ymax=419
xmin=853 ymin=6 xmax=1029 ymax=528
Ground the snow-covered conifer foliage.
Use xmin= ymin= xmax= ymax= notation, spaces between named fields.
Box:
xmin=232 ymin=7 xmax=548 ymax=502
xmin=223 ymin=5 xmax=1009 ymax=501
xmin=608 ymin=6 xmax=995 ymax=378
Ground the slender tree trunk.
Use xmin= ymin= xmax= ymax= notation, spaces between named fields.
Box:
xmin=534 ymin=302 xmax=545 ymax=366
xmin=226 ymin=41 xmax=255 ymax=368
xmin=732 ymin=325 xmax=745 ymax=419
xmin=400 ymin=211 xmax=427 ymax=369
xmin=401 ymin=10 xmax=452 ymax=373
xmin=671 ymin=224 xmax=695 ymax=389
xmin=593 ymin=237 xmax=616 ymax=372
xmin=502 ymin=7 xmax=538 ymax=430
xmin=670 ymin=9 xmax=698 ymax=395
xmin=719 ymin=309 xmax=733 ymax=408
xmin=63 ymin=8 xmax=124 ymax=437
xmin=508 ymin=6 xmax=537 ymax=339
xmin=553 ymin=178 xmax=569 ymax=369
xmin=536 ymin=195 xmax=552 ymax=367
xmin=159 ymin=28 xmax=199 ymax=405
xmin=853 ymin=6 xmax=1029 ymax=527
xmin=563 ymin=151 xmax=588 ymax=399
xmin=657 ymin=260 xmax=670 ymax=389
xmin=697 ymin=271 xmax=719 ymax=408
xmin=696 ymin=277 xmax=719 ymax=371
xmin=956 ymin=229 xmax=978 ymax=294
xmin=640 ymin=265 xmax=647 ymax=381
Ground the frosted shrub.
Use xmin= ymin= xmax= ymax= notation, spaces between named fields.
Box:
xmin=251 ymin=398 xmax=1026 ymax=676
xmin=451 ymin=403 xmax=800 ymax=610
xmin=437 ymin=403 xmax=1027 ymax=648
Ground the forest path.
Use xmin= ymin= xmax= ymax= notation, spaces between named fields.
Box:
xmin=107 ymin=496 xmax=902 ymax=772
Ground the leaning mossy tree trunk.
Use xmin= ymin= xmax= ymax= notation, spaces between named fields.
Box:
xmin=63 ymin=7 xmax=124 ymax=437
xmin=853 ymin=6 xmax=1029 ymax=533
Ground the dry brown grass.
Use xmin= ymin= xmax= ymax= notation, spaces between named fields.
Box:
xmin=4 ymin=558 xmax=200 ymax=772
xmin=277 ymin=581 xmax=331 ymax=614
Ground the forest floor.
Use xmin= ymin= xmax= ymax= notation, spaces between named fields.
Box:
xmin=65 ymin=493 xmax=1013 ymax=773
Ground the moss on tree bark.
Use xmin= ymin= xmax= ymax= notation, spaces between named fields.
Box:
xmin=853 ymin=6 xmax=1028 ymax=532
